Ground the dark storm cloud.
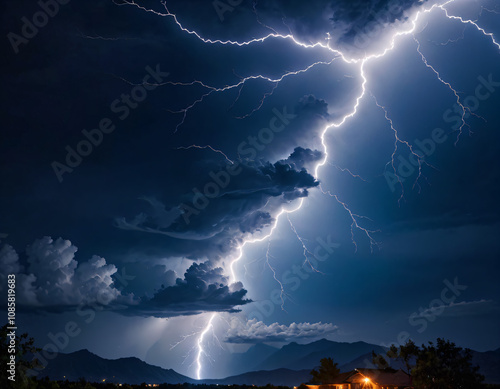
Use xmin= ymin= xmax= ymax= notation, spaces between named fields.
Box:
xmin=285 ymin=146 xmax=324 ymax=171
xmin=248 ymin=0 xmax=428 ymax=51
xmin=296 ymin=95 xmax=330 ymax=118
xmin=115 ymin=148 xmax=322 ymax=256
xmin=0 ymin=238 xmax=250 ymax=317
xmin=125 ymin=262 xmax=251 ymax=318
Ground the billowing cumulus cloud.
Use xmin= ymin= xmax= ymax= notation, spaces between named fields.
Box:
xmin=225 ymin=318 xmax=338 ymax=343
xmin=0 ymin=237 xmax=131 ymax=310
xmin=0 ymin=238 xmax=251 ymax=317
xmin=284 ymin=146 xmax=324 ymax=172
xmin=127 ymin=262 xmax=251 ymax=317
xmin=0 ymin=243 xmax=20 ymax=275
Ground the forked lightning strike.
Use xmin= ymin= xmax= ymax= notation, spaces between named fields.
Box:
xmin=169 ymin=59 xmax=338 ymax=130
xmin=265 ymin=241 xmax=287 ymax=312
xmin=436 ymin=3 xmax=500 ymax=50
xmin=373 ymin=95 xmax=434 ymax=203
xmin=119 ymin=0 xmax=499 ymax=379
xmin=287 ymin=214 xmax=323 ymax=273
xmin=413 ymin=36 xmax=484 ymax=144
xmin=330 ymin=162 xmax=369 ymax=183
xmin=319 ymin=185 xmax=380 ymax=253
xmin=229 ymin=198 xmax=305 ymax=284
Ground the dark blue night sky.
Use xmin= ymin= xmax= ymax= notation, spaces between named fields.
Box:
xmin=1 ymin=0 xmax=499 ymax=380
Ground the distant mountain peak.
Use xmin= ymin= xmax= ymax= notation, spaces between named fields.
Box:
xmin=37 ymin=349 xmax=195 ymax=385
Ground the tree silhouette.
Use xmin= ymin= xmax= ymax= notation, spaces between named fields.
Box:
xmin=372 ymin=338 xmax=484 ymax=389
xmin=1 ymin=323 xmax=42 ymax=388
xmin=372 ymin=339 xmax=419 ymax=375
xmin=412 ymin=338 xmax=484 ymax=389
xmin=309 ymin=357 xmax=340 ymax=384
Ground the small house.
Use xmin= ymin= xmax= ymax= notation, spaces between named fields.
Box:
xmin=303 ymin=368 xmax=412 ymax=389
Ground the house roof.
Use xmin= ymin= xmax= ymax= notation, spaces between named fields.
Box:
xmin=305 ymin=372 xmax=353 ymax=387
xmin=329 ymin=372 xmax=354 ymax=385
xmin=304 ymin=368 xmax=412 ymax=387
xmin=354 ymin=369 xmax=412 ymax=386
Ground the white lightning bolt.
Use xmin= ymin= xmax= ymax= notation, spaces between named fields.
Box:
xmin=195 ymin=312 xmax=216 ymax=380
xmin=229 ymin=198 xmax=305 ymax=283
xmin=118 ymin=0 xmax=499 ymax=379
xmin=436 ymin=2 xmax=500 ymax=50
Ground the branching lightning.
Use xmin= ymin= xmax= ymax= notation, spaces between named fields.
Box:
xmin=176 ymin=145 xmax=234 ymax=164
xmin=437 ymin=3 xmax=500 ymax=50
xmin=329 ymin=162 xmax=370 ymax=183
xmin=480 ymin=5 xmax=500 ymax=17
xmin=373 ymin=94 xmax=435 ymax=202
xmin=319 ymin=186 xmax=380 ymax=253
xmin=169 ymin=58 xmax=339 ymax=130
xmin=287 ymin=214 xmax=322 ymax=273
xmin=229 ymin=198 xmax=305 ymax=284
xmin=118 ymin=0 xmax=499 ymax=379
xmin=265 ymin=241 xmax=288 ymax=312
xmin=413 ymin=36 xmax=484 ymax=144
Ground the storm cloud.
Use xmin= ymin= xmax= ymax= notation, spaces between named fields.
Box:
xmin=0 ymin=238 xmax=250 ymax=317
xmin=127 ymin=262 xmax=251 ymax=317
xmin=0 ymin=237 xmax=129 ymax=310
xmin=115 ymin=148 xmax=322 ymax=258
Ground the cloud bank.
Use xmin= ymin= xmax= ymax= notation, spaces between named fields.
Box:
xmin=225 ymin=318 xmax=338 ymax=343
xmin=0 ymin=238 xmax=250 ymax=317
